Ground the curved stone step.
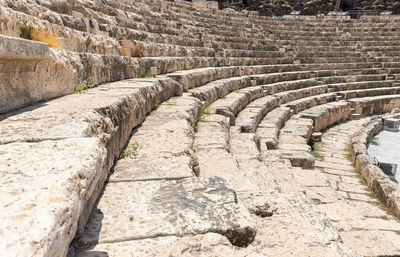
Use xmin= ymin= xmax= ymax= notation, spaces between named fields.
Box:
xmin=0 ymin=77 xmax=182 ymax=257
xmin=75 ymin=177 xmax=256 ymax=253
xmin=195 ymin=88 xmax=361 ymax=256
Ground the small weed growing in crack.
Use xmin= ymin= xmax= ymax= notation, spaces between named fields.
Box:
xmin=233 ymin=84 xmax=241 ymax=92
xmin=308 ymin=139 xmax=323 ymax=160
xmin=20 ymin=23 xmax=33 ymax=40
xmin=368 ymin=136 xmax=379 ymax=146
xmin=193 ymin=103 xmax=210 ymax=132
xmin=119 ymin=142 xmax=139 ymax=159
xmin=146 ymin=97 xmax=160 ymax=116
xmin=74 ymin=80 xmax=91 ymax=93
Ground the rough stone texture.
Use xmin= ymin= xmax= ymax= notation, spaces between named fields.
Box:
xmin=76 ymin=233 xmax=248 ymax=257
xmin=304 ymin=120 xmax=400 ymax=256
xmin=3 ymin=0 xmax=400 ymax=256
xmin=110 ymin=94 xmax=201 ymax=181
xmin=0 ymin=77 xmax=181 ymax=257
xmin=0 ymin=138 xmax=105 ymax=257
xmin=73 ymin=92 xmax=255 ymax=256
xmin=195 ymin=100 xmax=360 ymax=256
xmin=0 ymin=37 xmax=74 ymax=113
xmin=350 ymin=116 xmax=400 ymax=219
xmin=349 ymin=95 xmax=400 ymax=116
xmin=0 ymin=34 xmax=50 ymax=59
xmin=216 ymin=0 xmax=364 ymax=16
xmin=76 ymin=177 xmax=256 ymax=249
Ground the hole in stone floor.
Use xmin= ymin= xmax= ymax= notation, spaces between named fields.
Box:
xmin=249 ymin=203 xmax=277 ymax=218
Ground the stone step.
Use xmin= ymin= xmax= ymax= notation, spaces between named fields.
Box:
xmin=284 ymin=93 xmax=337 ymax=114
xmin=328 ymin=80 xmax=397 ymax=91
xmin=74 ymin=177 xmax=256 ymax=254
xmin=275 ymin=85 xmax=330 ymax=105
xmin=337 ymin=86 xmax=400 ymax=99
xmin=0 ymin=77 xmax=182 ymax=257
xmin=300 ymin=101 xmax=352 ymax=132
xmin=307 ymin=119 xmax=400 ymax=256
xmin=349 ymin=94 xmax=400 ymax=115
xmin=208 ymin=86 xmax=265 ymax=124
xmin=109 ymin=94 xmax=201 ymax=182
xmin=189 ymin=75 xmax=253 ymax=103
xmin=257 ymin=107 xmax=292 ymax=150
xmin=235 ymin=96 xmax=279 ymax=133
xmin=196 ymin=116 xmax=264 ymax=192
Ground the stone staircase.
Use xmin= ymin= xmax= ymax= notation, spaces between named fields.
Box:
xmin=2 ymin=0 xmax=400 ymax=256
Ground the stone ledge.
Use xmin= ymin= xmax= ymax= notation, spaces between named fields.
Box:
xmin=351 ymin=117 xmax=400 ymax=218
xmin=0 ymin=77 xmax=182 ymax=257
xmin=0 ymin=35 xmax=50 ymax=60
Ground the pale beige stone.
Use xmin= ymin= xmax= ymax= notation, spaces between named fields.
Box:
xmin=305 ymin=187 xmax=344 ymax=204
xmin=341 ymin=230 xmax=400 ymax=256
xmin=77 ymin=177 xmax=256 ymax=248
xmin=292 ymin=168 xmax=330 ymax=187
xmin=365 ymin=217 xmax=400 ymax=231
xmin=337 ymin=182 xmax=369 ymax=194
xmin=315 ymin=161 xmax=355 ymax=172
xmin=0 ymin=138 xmax=106 ymax=257
xmin=345 ymin=200 xmax=388 ymax=218
xmin=318 ymin=201 xmax=368 ymax=231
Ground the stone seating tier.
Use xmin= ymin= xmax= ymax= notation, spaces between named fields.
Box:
xmin=3 ymin=0 xmax=400 ymax=256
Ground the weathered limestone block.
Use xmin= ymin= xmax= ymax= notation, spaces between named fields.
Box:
xmin=210 ymin=92 xmax=252 ymax=116
xmin=229 ymin=131 xmax=278 ymax=192
xmin=167 ymin=67 xmax=239 ymax=91
xmin=257 ymin=107 xmax=291 ymax=150
xmin=278 ymin=142 xmax=311 ymax=152
xmin=300 ymin=102 xmax=351 ymax=132
xmin=285 ymin=93 xmax=337 ymax=114
xmin=236 ymin=96 xmax=279 ymax=133
xmin=251 ymin=71 xmax=309 ymax=87
xmin=0 ymin=36 xmax=74 ymax=113
xmin=355 ymin=153 xmax=376 ymax=173
xmin=339 ymin=87 xmax=400 ymax=100
xmin=76 ymin=177 xmax=256 ymax=248
xmin=257 ymin=127 xmax=279 ymax=150
xmin=238 ymin=190 xmax=360 ymax=257
xmin=349 ymin=95 xmax=400 ymax=115
xmin=189 ymin=76 xmax=251 ymax=103
xmin=208 ymin=87 xmax=265 ymax=124
xmin=77 ymin=233 xmax=248 ymax=257
xmin=0 ymin=77 xmax=182 ymax=257
xmin=195 ymin=114 xmax=230 ymax=151
xmin=0 ymin=78 xmax=181 ymax=145
xmin=275 ymin=85 xmax=328 ymax=105
xmin=210 ymin=87 xmax=264 ymax=117
xmin=110 ymin=95 xmax=201 ymax=181
xmin=198 ymin=149 xmax=259 ymax=192
xmin=0 ymin=138 xmax=106 ymax=257
xmin=349 ymin=117 xmax=400 ymax=220
xmin=280 ymin=150 xmax=315 ymax=168
xmin=263 ymin=78 xmax=322 ymax=95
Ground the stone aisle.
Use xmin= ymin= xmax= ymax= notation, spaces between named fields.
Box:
xmin=293 ymin=119 xmax=400 ymax=256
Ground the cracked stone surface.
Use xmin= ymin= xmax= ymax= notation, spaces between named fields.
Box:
xmin=73 ymin=97 xmax=256 ymax=256
xmin=0 ymin=138 xmax=106 ymax=257
xmin=75 ymin=177 xmax=255 ymax=248
xmin=299 ymin=119 xmax=400 ymax=256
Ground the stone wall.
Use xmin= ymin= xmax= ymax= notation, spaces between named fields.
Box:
xmin=210 ymin=0 xmax=400 ymax=16
xmin=350 ymin=117 xmax=400 ymax=218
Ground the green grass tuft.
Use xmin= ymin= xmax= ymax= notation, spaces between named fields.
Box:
xmin=368 ymin=136 xmax=379 ymax=146
xmin=74 ymin=80 xmax=91 ymax=93
xmin=119 ymin=142 xmax=139 ymax=159
xmin=20 ymin=23 xmax=33 ymax=40
xmin=308 ymin=139 xmax=323 ymax=160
